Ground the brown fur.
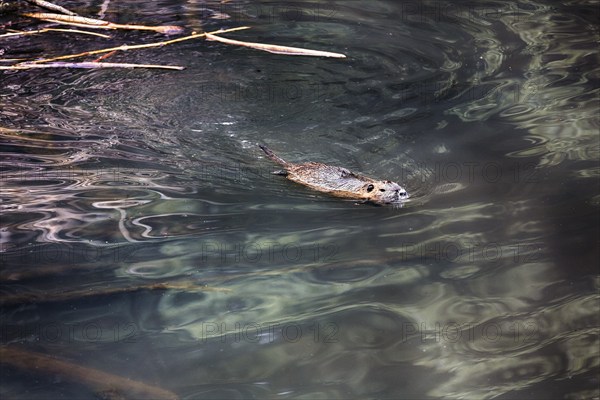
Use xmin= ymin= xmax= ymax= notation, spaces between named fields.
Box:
xmin=259 ymin=145 xmax=409 ymax=204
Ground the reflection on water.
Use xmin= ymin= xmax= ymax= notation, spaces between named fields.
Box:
xmin=448 ymin=1 xmax=599 ymax=172
xmin=1 ymin=1 xmax=599 ymax=399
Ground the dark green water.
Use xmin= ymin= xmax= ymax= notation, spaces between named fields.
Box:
xmin=1 ymin=1 xmax=599 ymax=399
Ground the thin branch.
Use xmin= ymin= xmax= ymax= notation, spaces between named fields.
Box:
xmin=22 ymin=12 xmax=184 ymax=35
xmin=0 ymin=61 xmax=185 ymax=70
xmin=36 ymin=27 xmax=111 ymax=38
xmin=205 ymin=32 xmax=347 ymax=58
xmin=24 ymin=0 xmax=78 ymax=16
xmin=28 ymin=26 xmax=250 ymax=64
xmin=0 ymin=28 xmax=111 ymax=39
xmin=93 ymin=50 xmax=117 ymax=62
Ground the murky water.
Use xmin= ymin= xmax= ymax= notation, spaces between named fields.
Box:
xmin=1 ymin=1 xmax=599 ymax=399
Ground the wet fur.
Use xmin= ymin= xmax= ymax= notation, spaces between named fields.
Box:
xmin=259 ymin=145 xmax=409 ymax=204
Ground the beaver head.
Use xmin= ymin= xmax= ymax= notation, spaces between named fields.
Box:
xmin=362 ymin=180 xmax=409 ymax=204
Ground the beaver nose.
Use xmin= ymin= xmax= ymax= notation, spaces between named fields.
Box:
xmin=398 ymin=190 xmax=409 ymax=199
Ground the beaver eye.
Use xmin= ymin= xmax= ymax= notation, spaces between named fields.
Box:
xmin=380 ymin=189 xmax=386 ymax=192
xmin=367 ymin=184 xmax=374 ymax=192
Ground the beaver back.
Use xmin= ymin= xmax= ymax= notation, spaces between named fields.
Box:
xmin=287 ymin=162 xmax=373 ymax=195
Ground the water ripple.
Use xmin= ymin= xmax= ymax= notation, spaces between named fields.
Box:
xmin=1 ymin=1 xmax=598 ymax=399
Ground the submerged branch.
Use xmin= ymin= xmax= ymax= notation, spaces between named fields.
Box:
xmin=0 ymin=346 xmax=178 ymax=400
xmin=0 ymin=281 xmax=230 ymax=305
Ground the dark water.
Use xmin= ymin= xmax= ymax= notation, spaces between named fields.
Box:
xmin=1 ymin=1 xmax=599 ymax=399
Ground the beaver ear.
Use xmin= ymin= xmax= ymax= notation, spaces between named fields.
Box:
xmin=367 ymin=184 xmax=375 ymax=192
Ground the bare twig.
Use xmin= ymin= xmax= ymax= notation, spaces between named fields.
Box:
xmin=24 ymin=0 xmax=78 ymax=16
xmin=93 ymin=49 xmax=116 ymax=62
xmin=205 ymin=32 xmax=347 ymax=58
xmin=0 ymin=346 xmax=179 ymax=400
xmin=22 ymin=12 xmax=184 ymax=35
xmin=0 ymin=61 xmax=184 ymax=70
xmin=28 ymin=26 xmax=250 ymax=64
xmin=0 ymin=28 xmax=111 ymax=39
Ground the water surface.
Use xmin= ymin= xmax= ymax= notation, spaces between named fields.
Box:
xmin=1 ymin=1 xmax=599 ymax=399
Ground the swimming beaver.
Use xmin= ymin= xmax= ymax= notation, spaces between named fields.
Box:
xmin=259 ymin=145 xmax=409 ymax=205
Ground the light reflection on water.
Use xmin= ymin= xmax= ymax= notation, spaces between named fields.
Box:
xmin=1 ymin=0 xmax=599 ymax=399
